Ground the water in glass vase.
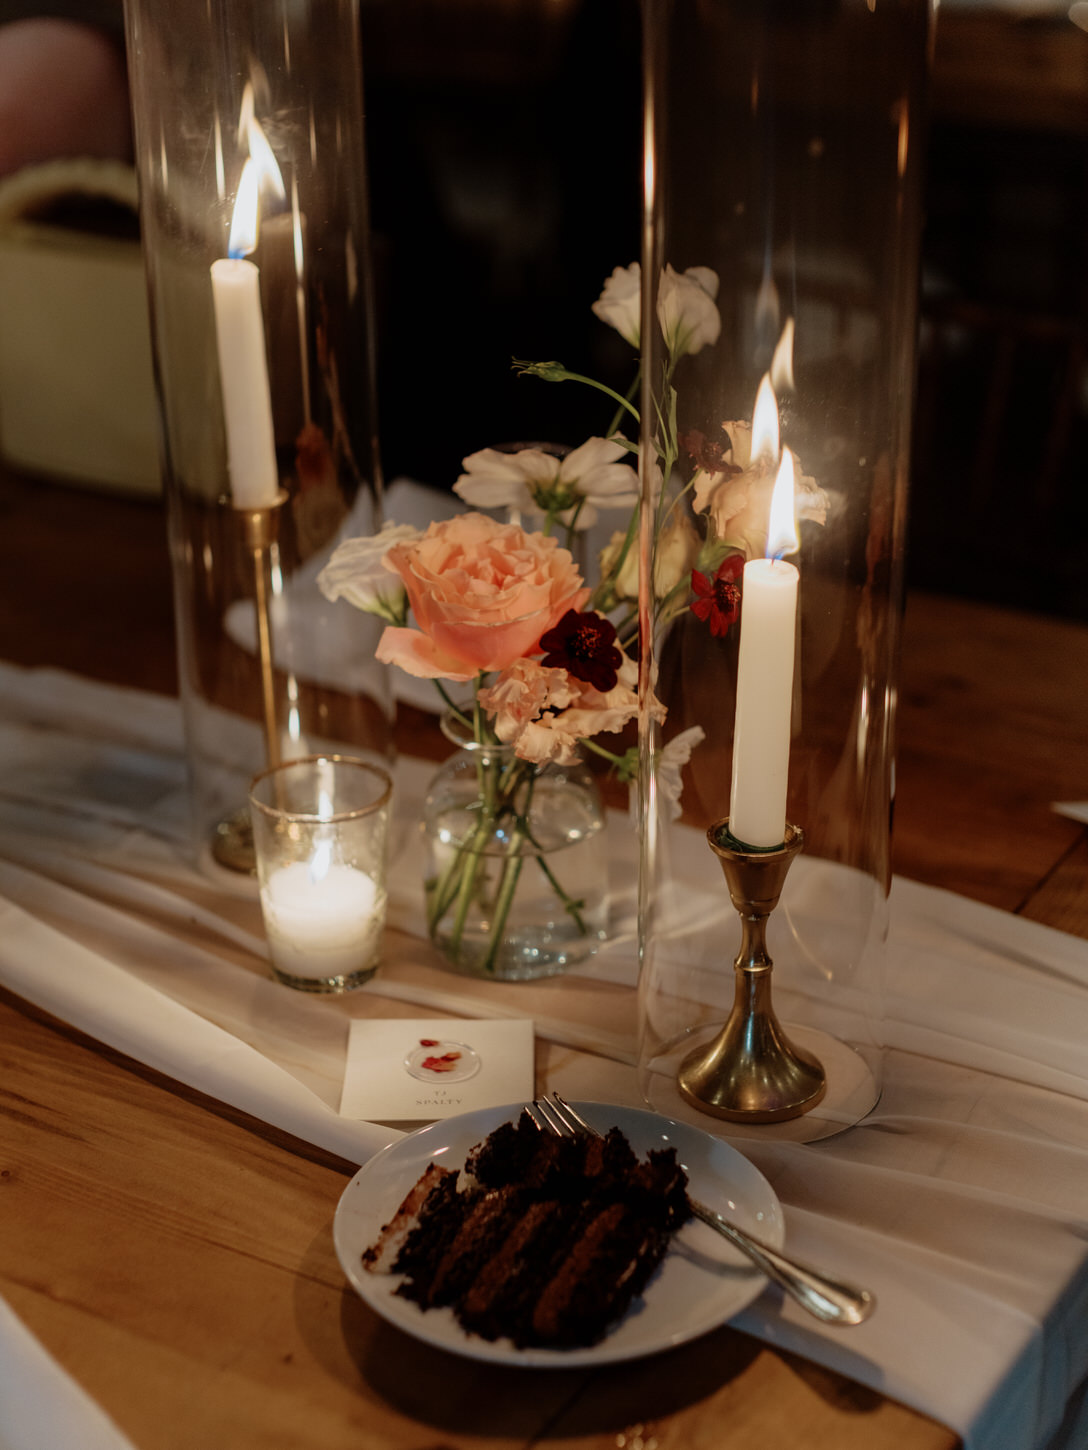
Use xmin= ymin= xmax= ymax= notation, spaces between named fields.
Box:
xmin=422 ymin=733 xmax=609 ymax=980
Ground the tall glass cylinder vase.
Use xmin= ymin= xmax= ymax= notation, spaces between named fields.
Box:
xmin=123 ymin=0 xmax=390 ymax=875
xmin=636 ymin=0 xmax=932 ymax=1140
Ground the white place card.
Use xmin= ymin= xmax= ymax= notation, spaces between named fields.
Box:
xmin=340 ymin=1017 xmax=535 ymax=1121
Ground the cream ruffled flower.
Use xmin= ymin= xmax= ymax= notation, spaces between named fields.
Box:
xmin=454 ymin=436 xmax=638 ymax=531
xmin=480 ymin=654 xmax=654 ymax=766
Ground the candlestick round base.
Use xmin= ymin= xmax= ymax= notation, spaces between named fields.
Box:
xmin=269 ymin=962 xmax=377 ymax=994
xmin=675 ymin=817 xmax=827 ymax=1123
xmin=210 ymin=807 xmax=256 ymax=874
xmin=677 ymin=1018 xmax=827 ymax=1123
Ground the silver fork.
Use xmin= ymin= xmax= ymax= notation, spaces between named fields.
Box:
xmin=528 ymin=1092 xmax=874 ymax=1327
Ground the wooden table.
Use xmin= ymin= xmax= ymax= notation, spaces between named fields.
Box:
xmin=3 ymin=466 xmax=1087 ymax=1450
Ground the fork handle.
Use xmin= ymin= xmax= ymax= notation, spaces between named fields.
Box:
xmin=688 ymin=1198 xmax=874 ymax=1326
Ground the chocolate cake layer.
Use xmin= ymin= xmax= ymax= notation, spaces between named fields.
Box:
xmin=365 ymin=1111 xmax=691 ymax=1349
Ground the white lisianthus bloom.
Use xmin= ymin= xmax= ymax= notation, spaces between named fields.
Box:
xmin=599 ymin=511 xmax=699 ymax=601
xmin=598 ymin=529 xmax=639 ymax=600
xmin=482 ymin=653 xmax=663 ymax=767
xmin=316 ymin=521 xmax=421 ymax=622
xmin=657 ymin=725 xmax=706 ymax=822
xmin=591 ymin=262 xmax=641 ymax=348
xmin=657 ymin=264 xmax=721 ymax=358
xmin=652 ymin=512 xmax=700 ymax=597
xmin=454 ymin=436 xmax=638 ymax=531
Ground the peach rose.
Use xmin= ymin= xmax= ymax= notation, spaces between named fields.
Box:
xmin=375 ymin=512 xmax=589 ymax=681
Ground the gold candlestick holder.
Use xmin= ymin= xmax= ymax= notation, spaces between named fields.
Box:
xmin=677 ymin=820 xmax=827 ymax=1123
xmin=211 ymin=489 xmax=289 ymax=873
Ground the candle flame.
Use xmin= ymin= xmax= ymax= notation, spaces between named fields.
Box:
xmin=227 ymin=158 xmax=260 ymax=257
xmin=770 ymin=318 xmax=795 ymax=394
xmin=767 ymin=447 xmax=799 ymax=560
xmin=226 ymin=83 xmax=286 ymax=259
xmin=750 ymin=374 xmax=780 ymax=465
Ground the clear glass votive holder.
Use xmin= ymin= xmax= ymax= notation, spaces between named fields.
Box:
xmin=249 ymin=755 xmax=392 ymax=993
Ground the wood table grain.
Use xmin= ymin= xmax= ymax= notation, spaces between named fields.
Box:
xmin=3 ymin=466 xmax=1086 ymax=1449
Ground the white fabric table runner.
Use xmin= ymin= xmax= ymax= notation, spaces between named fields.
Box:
xmin=1 ymin=662 xmax=1087 ymax=1450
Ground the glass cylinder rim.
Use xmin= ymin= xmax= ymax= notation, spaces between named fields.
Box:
xmin=248 ymin=754 xmax=392 ymax=824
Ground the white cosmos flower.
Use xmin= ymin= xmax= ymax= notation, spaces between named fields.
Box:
xmin=657 ymin=264 xmax=721 ymax=358
xmin=454 ymin=436 xmax=638 ymax=531
xmin=592 ymin=262 xmax=641 ymax=348
xmin=657 ymin=725 xmax=706 ymax=821
xmin=316 ymin=521 xmax=421 ymax=621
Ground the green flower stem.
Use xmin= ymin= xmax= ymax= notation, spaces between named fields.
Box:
xmin=605 ymin=366 xmax=642 ymax=440
xmin=434 ymin=681 xmax=473 ymax=731
xmin=445 ymin=810 xmax=495 ymax=956
xmin=481 ymin=818 xmax=529 ymax=975
xmin=589 ymin=507 xmax=638 ymax=613
xmin=579 ymin=737 xmax=633 ymax=772
xmin=426 ymin=829 xmax=474 ymax=934
xmin=525 ymin=835 xmax=587 ymax=934
xmin=511 ymin=359 xmax=641 ymax=425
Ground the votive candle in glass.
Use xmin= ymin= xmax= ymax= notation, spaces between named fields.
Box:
xmin=249 ymin=755 xmax=391 ymax=992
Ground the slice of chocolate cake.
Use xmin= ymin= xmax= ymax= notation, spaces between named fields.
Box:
xmin=364 ymin=1110 xmax=691 ymax=1349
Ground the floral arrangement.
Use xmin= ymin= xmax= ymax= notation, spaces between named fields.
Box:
xmin=317 ymin=261 xmax=827 ymax=973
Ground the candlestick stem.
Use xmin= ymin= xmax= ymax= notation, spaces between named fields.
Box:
xmin=211 ymin=491 xmax=289 ymax=872
xmin=242 ymin=496 xmax=286 ymax=772
xmin=677 ymin=820 xmax=826 ymax=1122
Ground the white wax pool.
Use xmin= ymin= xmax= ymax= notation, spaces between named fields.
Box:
xmin=260 ymin=860 xmax=384 ymax=981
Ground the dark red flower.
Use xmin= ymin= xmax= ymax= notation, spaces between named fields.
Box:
xmin=690 ymin=555 xmax=744 ymax=638
xmin=539 ymin=609 xmax=622 ymax=692
xmin=680 ymin=428 xmax=742 ymax=476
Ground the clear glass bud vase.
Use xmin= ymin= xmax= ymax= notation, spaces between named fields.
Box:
xmin=423 ymin=716 xmax=609 ymax=980
xmin=636 ymin=0 xmax=932 ymax=1139
xmin=122 ymin=0 xmax=390 ymax=875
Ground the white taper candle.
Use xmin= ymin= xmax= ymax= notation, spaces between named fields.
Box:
xmin=728 ymin=556 xmax=798 ymax=848
xmin=210 ymin=254 xmax=279 ymax=509
xmin=729 ymin=444 xmax=800 ymax=849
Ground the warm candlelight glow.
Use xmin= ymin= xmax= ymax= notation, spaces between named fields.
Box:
xmin=750 ymin=373 xmax=780 ymax=464
xmin=227 ymin=89 xmax=285 ymax=257
xmin=770 ymin=318 xmax=795 ymax=395
xmin=767 ymin=447 xmax=799 ymax=560
xmin=227 ymin=158 xmax=260 ymax=257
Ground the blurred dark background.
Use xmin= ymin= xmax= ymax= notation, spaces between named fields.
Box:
xmin=359 ymin=0 xmax=1088 ymax=620
xmin=360 ymin=0 xmax=642 ymax=484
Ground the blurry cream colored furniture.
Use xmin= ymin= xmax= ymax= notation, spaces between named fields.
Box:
xmin=0 ymin=158 xmax=159 ymax=495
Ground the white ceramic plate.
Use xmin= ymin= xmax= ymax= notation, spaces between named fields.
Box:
xmin=333 ymin=1101 xmax=784 ymax=1366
